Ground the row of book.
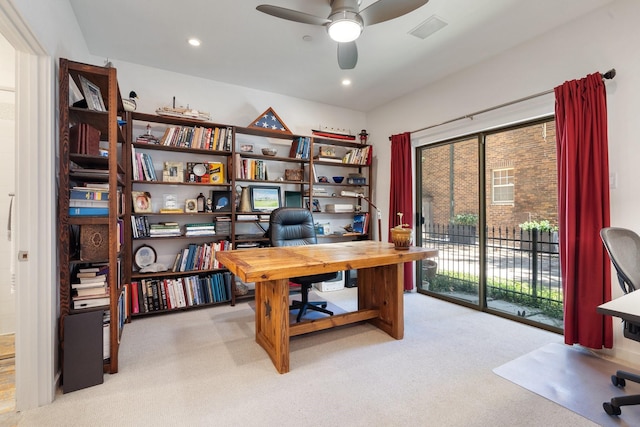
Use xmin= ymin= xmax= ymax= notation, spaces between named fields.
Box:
xmin=236 ymin=157 xmax=269 ymax=181
xmin=130 ymin=272 xmax=233 ymax=314
xmin=344 ymin=145 xmax=373 ymax=165
xmin=131 ymin=146 xmax=157 ymax=181
xmin=171 ymin=240 xmax=231 ymax=272
xmin=288 ymin=136 xmax=311 ymax=160
xmin=157 ymin=125 xmax=233 ymax=151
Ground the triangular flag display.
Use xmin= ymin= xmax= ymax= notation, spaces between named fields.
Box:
xmin=248 ymin=107 xmax=292 ymax=134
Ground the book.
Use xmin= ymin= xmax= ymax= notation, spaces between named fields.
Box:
xmin=69 ymin=207 xmax=108 ymax=216
xmin=70 ymin=188 xmax=110 ymax=200
xmin=72 ymin=296 xmax=110 ymax=309
xmin=77 ymin=275 xmax=107 ymax=284
xmin=74 ymin=287 xmax=108 ymax=298
xmin=208 ymin=162 xmax=225 ymax=184
xmin=72 ymin=280 xmax=107 ymax=289
xmin=69 ymin=199 xmax=109 ymax=208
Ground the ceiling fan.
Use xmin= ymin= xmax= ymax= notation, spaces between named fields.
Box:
xmin=256 ymin=0 xmax=429 ymax=70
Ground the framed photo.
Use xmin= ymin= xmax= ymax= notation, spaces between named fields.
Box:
xmin=78 ymin=75 xmax=106 ymax=112
xmin=162 ymin=161 xmax=183 ymax=182
xmin=134 ymin=244 xmax=157 ymax=269
xmin=185 ymin=198 xmax=198 ymax=213
xmin=163 ymin=193 xmax=179 ymax=210
xmin=132 ymin=191 xmax=152 ymax=213
xmin=249 ymin=186 xmax=281 ymax=212
xmin=211 ymin=190 xmax=231 ymax=212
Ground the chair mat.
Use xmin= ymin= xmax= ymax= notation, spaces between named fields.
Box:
xmin=494 ymin=342 xmax=640 ymax=426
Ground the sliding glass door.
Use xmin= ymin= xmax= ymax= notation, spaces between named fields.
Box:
xmin=417 ymin=136 xmax=480 ymax=305
xmin=416 ymin=118 xmax=563 ymax=332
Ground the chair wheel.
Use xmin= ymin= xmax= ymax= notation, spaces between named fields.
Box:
xmin=603 ymin=401 xmax=621 ymax=416
xmin=611 ymin=375 xmax=626 ymax=387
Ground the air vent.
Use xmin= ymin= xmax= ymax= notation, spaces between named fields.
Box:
xmin=409 ymin=15 xmax=448 ymax=40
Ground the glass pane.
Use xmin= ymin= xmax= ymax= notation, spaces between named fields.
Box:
xmin=418 ymin=137 xmax=480 ymax=305
xmin=484 ymin=119 xmax=563 ymax=329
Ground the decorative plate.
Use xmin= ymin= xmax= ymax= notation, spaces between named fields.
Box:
xmin=192 ymin=163 xmax=207 ymax=177
xmin=134 ymin=245 xmax=157 ymax=269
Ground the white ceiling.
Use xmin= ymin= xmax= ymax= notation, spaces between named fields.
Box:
xmin=68 ymin=0 xmax=613 ymax=112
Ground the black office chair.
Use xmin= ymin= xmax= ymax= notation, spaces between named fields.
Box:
xmin=600 ymin=227 xmax=640 ymax=416
xmin=269 ymin=207 xmax=335 ymax=323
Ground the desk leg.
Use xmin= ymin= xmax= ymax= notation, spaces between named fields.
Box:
xmin=255 ymin=278 xmax=290 ymax=373
xmin=358 ymin=263 xmax=404 ymax=339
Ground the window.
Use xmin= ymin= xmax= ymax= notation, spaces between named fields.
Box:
xmin=492 ymin=168 xmax=514 ymax=204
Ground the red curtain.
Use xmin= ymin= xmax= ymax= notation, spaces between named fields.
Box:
xmin=555 ymin=72 xmax=612 ymax=348
xmin=389 ymin=132 xmax=414 ymax=291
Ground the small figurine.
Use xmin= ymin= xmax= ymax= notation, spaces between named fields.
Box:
xmin=359 ymin=129 xmax=369 ymax=144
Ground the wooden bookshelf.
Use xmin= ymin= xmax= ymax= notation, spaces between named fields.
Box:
xmin=58 ymin=59 xmax=126 ymax=382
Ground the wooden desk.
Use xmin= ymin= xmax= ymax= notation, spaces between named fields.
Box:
xmin=216 ymin=241 xmax=438 ymax=373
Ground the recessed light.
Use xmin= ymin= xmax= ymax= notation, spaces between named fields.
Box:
xmin=342 ymin=79 xmax=351 ymax=86
xmin=302 ymin=35 xmax=313 ymax=42
xmin=188 ymin=38 xmax=201 ymax=47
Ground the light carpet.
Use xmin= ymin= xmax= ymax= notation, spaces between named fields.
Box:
xmin=3 ymin=291 xmax=602 ymax=426
xmin=494 ymin=342 xmax=640 ymax=427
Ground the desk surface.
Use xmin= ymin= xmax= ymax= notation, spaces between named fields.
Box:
xmin=597 ymin=290 xmax=640 ymax=324
xmin=216 ymin=241 xmax=438 ymax=283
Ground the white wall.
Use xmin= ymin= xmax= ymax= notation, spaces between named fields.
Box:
xmin=0 ymin=31 xmax=15 ymax=335
xmin=367 ymin=0 xmax=640 ymax=365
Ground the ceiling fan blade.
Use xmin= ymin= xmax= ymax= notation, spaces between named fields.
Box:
xmin=256 ymin=5 xmax=330 ymax=26
xmin=359 ymin=0 xmax=429 ymax=26
xmin=337 ymin=41 xmax=358 ymax=70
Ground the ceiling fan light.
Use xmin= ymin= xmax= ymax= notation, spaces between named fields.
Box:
xmin=327 ymin=11 xmax=363 ymax=43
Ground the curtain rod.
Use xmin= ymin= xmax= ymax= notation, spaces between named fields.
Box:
xmin=391 ymin=68 xmax=616 ymax=139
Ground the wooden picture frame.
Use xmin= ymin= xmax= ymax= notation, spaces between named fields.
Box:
xmin=132 ymin=191 xmax=152 ymax=213
xmin=79 ymin=75 xmax=106 ymax=112
xmin=162 ymin=161 xmax=184 ymax=183
xmin=211 ymin=190 xmax=231 ymax=212
xmin=185 ymin=199 xmax=198 ymax=213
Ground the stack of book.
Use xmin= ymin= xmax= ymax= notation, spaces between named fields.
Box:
xmin=69 ymin=185 xmax=109 ymax=216
xmin=184 ymin=223 xmax=216 ymax=237
xmin=215 ymin=217 xmax=231 ymax=235
xmin=72 ymin=266 xmax=109 ymax=310
xmin=149 ymin=222 xmax=181 ymax=237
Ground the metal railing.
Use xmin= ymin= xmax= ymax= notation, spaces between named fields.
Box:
xmin=421 ymin=224 xmax=562 ymax=321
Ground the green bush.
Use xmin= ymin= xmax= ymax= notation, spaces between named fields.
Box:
xmin=426 ymin=270 xmax=563 ymax=320
xmin=452 ymin=213 xmax=478 ymax=226
xmin=518 ymin=219 xmax=558 ymax=232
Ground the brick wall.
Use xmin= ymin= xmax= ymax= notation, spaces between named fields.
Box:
xmin=419 ymin=120 xmax=557 ymax=230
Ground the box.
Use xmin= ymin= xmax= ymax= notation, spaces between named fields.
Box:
xmin=285 ymin=169 xmax=303 ymax=181
xmin=80 ymin=224 xmax=109 ymax=261
xmin=314 ymin=271 xmax=345 ymax=292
